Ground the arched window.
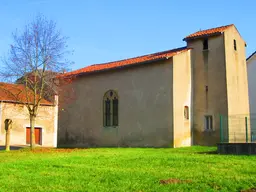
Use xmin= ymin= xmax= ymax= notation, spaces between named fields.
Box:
xmin=103 ymin=90 xmax=118 ymax=127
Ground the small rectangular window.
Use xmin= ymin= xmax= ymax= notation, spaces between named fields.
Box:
xmin=184 ymin=106 xmax=189 ymax=120
xmin=105 ymin=100 xmax=111 ymax=126
xmin=112 ymin=98 xmax=118 ymax=126
xmin=234 ymin=39 xmax=237 ymax=51
xmin=203 ymin=39 xmax=208 ymax=50
xmin=204 ymin=115 xmax=213 ymax=130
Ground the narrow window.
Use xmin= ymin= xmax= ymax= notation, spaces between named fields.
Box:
xmin=103 ymin=90 xmax=119 ymax=127
xmin=204 ymin=115 xmax=213 ymax=130
xmin=203 ymin=39 xmax=208 ymax=50
xmin=234 ymin=39 xmax=237 ymax=51
xmin=113 ymin=97 xmax=118 ymax=126
xmin=105 ymin=99 xmax=111 ymax=126
xmin=184 ymin=106 xmax=189 ymax=120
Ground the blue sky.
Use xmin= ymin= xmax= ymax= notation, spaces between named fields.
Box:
xmin=0 ymin=0 xmax=255 ymax=70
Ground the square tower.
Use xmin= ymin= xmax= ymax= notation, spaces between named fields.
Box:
xmin=184 ymin=24 xmax=250 ymax=145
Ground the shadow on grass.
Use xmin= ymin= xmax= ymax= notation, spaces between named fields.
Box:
xmin=0 ymin=145 xmax=26 ymax=151
xmin=196 ymin=150 xmax=218 ymax=155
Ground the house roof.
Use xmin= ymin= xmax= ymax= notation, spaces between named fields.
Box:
xmin=183 ymin=24 xmax=234 ymax=41
xmin=247 ymin=51 xmax=256 ymax=63
xmin=58 ymin=46 xmax=190 ymax=78
xmin=0 ymin=82 xmax=53 ymax=105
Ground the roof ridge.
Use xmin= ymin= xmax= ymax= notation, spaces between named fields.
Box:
xmin=83 ymin=46 xmax=188 ymax=68
xmin=0 ymin=82 xmax=25 ymax=87
xmin=0 ymin=82 xmax=52 ymax=105
xmin=198 ymin=24 xmax=234 ymax=33
xmin=59 ymin=46 xmax=189 ymax=77
xmin=184 ymin=24 xmax=234 ymax=41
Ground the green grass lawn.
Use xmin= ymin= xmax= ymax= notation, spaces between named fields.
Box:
xmin=0 ymin=146 xmax=255 ymax=192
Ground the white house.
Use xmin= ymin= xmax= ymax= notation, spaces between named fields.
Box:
xmin=247 ymin=51 xmax=256 ymax=135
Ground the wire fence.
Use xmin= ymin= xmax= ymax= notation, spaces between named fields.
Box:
xmin=220 ymin=114 xmax=256 ymax=143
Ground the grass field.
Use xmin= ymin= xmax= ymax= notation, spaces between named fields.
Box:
xmin=0 ymin=146 xmax=255 ymax=192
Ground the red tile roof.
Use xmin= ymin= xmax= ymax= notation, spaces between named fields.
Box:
xmin=183 ymin=24 xmax=234 ymax=41
xmin=58 ymin=47 xmax=190 ymax=78
xmin=0 ymin=82 xmax=52 ymax=105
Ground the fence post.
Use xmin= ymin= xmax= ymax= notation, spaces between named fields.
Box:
xmin=245 ymin=117 xmax=248 ymax=143
xmin=220 ymin=115 xmax=223 ymax=143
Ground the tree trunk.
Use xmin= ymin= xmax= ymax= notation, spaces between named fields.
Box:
xmin=30 ymin=115 xmax=36 ymax=149
xmin=5 ymin=119 xmax=12 ymax=151
xmin=5 ymin=129 xmax=10 ymax=151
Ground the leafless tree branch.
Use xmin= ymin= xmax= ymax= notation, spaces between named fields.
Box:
xmin=0 ymin=14 xmax=73 ymax=149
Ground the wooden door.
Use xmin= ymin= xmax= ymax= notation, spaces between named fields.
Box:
xmin=26 ymin=127 xmax=42 ymax=145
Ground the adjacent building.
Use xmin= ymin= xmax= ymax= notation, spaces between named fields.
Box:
xmin=0 ymin=83 xmax=58 ymax=147
xmin=247 ymin=51 xmax=256 ymax=135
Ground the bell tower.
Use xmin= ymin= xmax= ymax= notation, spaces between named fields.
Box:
xmin=183 ymin=24 xmax=250 ymax=145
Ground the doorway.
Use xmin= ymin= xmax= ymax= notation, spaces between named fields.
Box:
xmin=26 ymin=127 xmax=42 ymax=145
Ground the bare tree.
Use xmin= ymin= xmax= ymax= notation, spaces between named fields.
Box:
xmin=0 ymin=14 xmax=72 ymax=149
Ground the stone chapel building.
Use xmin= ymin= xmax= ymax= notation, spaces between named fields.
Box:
xmin=57 ymin=24 xmax=250 ymax=147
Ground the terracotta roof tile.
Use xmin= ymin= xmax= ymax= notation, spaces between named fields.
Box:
xmin=58 ymin=47 xmax=190 ymax=78
xmin=0 ymin=82 xmax=52 ymax=105
xmin=183 ymin=24 xmax=234 ymax=41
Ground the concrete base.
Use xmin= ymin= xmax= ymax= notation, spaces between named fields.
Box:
xmin=217 ymin=143 xmax=256 ymax=155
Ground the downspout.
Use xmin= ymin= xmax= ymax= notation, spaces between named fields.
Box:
xmin=53 ymin=95 xmax=58 ymax=147
xmin=189 ymin=48 xmax=194 ymax=146
xmin=0 ymin=102 xmax=2 ymax=142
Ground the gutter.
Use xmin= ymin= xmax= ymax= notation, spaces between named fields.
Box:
xmin=0 ymin=100 xmax=54 ymax=106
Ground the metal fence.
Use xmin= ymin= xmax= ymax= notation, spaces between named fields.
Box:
xmin=219 ymin=114 xmax=256 ymax=143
